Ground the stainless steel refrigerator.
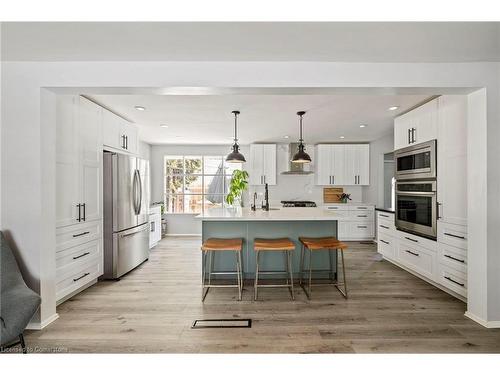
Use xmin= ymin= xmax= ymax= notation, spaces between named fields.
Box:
xmin=102 ymin=152 xmax=150 ymax=279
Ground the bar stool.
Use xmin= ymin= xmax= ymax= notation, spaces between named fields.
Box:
xmin=253 ymin=238 xmax=295 ymax=301
xmin=201 ymin=238 xmax=243 ymax=302
xmin=298 ymin=237 xmax=348 ymax=299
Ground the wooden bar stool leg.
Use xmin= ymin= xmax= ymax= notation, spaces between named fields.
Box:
xmin=283 ymin=251 xmax=289 ymax=285
xmin=308 ymin=248 xmax=313 ymax=299
xmin=329 ymin=249 xmax=334 ymax=282
xmin=238 ymin=250 xmax=244 ymax=297
xmin=201 ymin=250 xmax=209 ymax=302
xmin=299 ymin=244 xmax=305 ymax=286
xmin=288 ymin=250 xmax=295 ymax=300
xmin=235 ymin=251 xmax=242 ymax=301
xmin=335 ymin=249 xmax=348 ymax=299
xmin=254 ymin=251 xmax=260 ymax=301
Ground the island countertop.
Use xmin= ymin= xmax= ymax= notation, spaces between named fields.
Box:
xmin=196 ymin=207 xmax=346 ymax=221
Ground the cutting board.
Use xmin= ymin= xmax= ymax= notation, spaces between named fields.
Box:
xmin=323 ymin=187 xmax=344 ymax=203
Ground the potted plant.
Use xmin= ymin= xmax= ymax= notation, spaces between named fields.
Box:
xmin=339 ymin=193 xmax=352 ymax=204
xmin=226 ymin=170 xmax=249 ymax=208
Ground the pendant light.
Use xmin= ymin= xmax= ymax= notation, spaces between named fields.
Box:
xmin=292 ymin=111 xmax=312 ymax=163
xmin=226 ymin=110 xmax=246 ymax=163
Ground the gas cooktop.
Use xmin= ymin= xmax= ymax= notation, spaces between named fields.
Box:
xmin=281 ymin=200 xmax=317 ymax=208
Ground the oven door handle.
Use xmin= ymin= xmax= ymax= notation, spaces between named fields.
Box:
xmin=396 ymin=191 xmax=436 ymax=196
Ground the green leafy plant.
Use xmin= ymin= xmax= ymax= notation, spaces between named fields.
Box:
xmin=225 ymin=170 xmax=249 ymax=206
xmin=338 ymin=193 xmax=352 ymax=203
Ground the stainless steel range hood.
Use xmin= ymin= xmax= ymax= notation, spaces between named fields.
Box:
xmin=281 ymin=143 xmax=314 ymax=175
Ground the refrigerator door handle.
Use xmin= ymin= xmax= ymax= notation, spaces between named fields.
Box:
xmin=132 ymin=170 xmax=139 ymax=215
xmin=137 ymin=170 xmax=143 ymax=215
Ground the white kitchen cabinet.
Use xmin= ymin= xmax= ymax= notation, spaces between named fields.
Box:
xmin=315 ymin=144 xmax=368 ymax=186
xmin=325 ymin=204 xmax=375 ymax=240
xmin=394 ymin=98 xmax=438 ymax=150
xmin=149 ymin=206 xmax=162 ymax=249
xmin=315 ymin=144 xmax=345 ymax=185
xmin=102 ymin=108 xmax=138 ymax=155
xmin=56 ymin=96 xmax=103 ymax=227
xmin=248 ymin=144 xmax=276 ymax=185
xmin=437 ymin=95 xmax=468 ymax=226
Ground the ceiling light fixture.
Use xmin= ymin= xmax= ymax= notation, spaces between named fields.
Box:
xmin=283 ymin=135 xmax=290 ymax=139
xmin=359 ymin=124 xmax=367 ymax=128
xmin=388 ymin=106 xmax=399 ymax=111
xmin=226 ymin=110 xmax=246 ymax=163
xmin=134 ymin=106 xmax=146 ymax=111
xmin=291 ymin=111 xmax=312 ymax=164
xmin=339 ymin=136 xmax=345 ymax=139
xmin=160 ymin=124 xmax=169 ymax=128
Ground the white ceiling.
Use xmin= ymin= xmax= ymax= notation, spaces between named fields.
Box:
xmin=2 ymin=22 xmax=499 ymax=62
xmin=90 ymin=94 xmax=430 ymax=145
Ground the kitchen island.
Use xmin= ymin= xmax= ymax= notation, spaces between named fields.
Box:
xmin=196 ymin=207 xmax=345 ymax=278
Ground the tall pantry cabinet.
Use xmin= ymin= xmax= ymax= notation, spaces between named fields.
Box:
xmin=55 ymin=96 xmax=104 ymax=303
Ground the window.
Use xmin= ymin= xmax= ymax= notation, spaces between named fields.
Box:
xmin=164 ymin=155 xmax=241 ymax=213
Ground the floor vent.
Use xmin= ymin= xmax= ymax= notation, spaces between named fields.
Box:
xmin=191 ymin=319 xmax=252 ymax=329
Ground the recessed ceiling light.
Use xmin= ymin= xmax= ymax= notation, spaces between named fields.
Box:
xmin=388 ymin=106 xmax=399 ymax=111
xmin=359 ymin=124 xmax=367 ymax=128
xmin=339 ymin=136 xmax=345 ymax=139
xmin=283 ymin=135 xmax=290 ymax=139
xmin=160 ymin=124 xmax=169 ymax=128
xmin=134 ymin=106 xmax=146 ymax=111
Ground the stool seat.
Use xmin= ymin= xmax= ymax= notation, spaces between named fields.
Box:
xmin=299 ymin=236 xmax=348 ymax=250
xmin=201 ymin=238 xmax=243 ymax=251
xmin=254 ymin=238 xmax=295 ymax=251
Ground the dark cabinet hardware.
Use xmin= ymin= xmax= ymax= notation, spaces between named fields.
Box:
xmin=380 ymin=214 xmax=389 ymax=218
xmin=328 ymin=207 xmax=338 ymax=210
xmin=404 ymin=236 xmax=418 ymax=243
xmin=357 ymin=215 xmax=368 ymax=218
xmin=73 ymin=252 xmax=90 ymax=260
xmin=72 ymin=231 xmax=90 ymax=238
xmin=443 ymin=232 xmax=466 ymax=240
xmin=125 ymin=135 xmax=128 ymax=150
xmin=380 ymin=225 xmax=389 ymax=229
xmin=151 ymin=222 xmax=155 ymax=232
xmin=405 ymin=249 xmax=419 ymax=257
xmin=408 ymin=128 xmax=411 ymax=144
xmin=332 ymin=175 xmax=335 ymax=184
xmin=444 ymin=254 xmax=465 ymax=263
xmin=437 ymin=202 xmax=442 ymax=219
xmin=73 ymin=272 xmax=90 ymax=282
xmin=412 ymin=128 xmax=416 ymax=143
xmin=357 ymin=225 xmax=367 ymax=228
xmin=82 ymin=203 xmax=86 ymax=221
xmin=76 ymin=204 xmax=81 ymax=222
xmin=121 ymin=135 xmax=126 ymax=149
xmin=357 ymin=207 xmax=367 ymax=209
xmin=444 ymin=276 xmax=465 ymax=287
xmin=380 ymin=239 xmax=390 ymax=245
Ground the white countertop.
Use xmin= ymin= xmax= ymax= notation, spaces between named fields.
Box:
xmin=196 ymin=207 xmax=348 ymax=221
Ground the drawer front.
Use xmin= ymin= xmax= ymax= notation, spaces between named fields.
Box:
xmin=350 ymin=210 xmax=374 ymax=222
xmin=56 ymin=220 xmax=102 ymax=252
xmin=56 ymin=259 xmax=102 ymax=301
xmin=377 ymin=220 xmax=395 ymax=237
xmin=378 ymin=234 xmax=396 ymax=260
xmin=350 ymin=205 xmax=374 ymax=211
xmin=349 ymin=222 xmax=374 ymax=238
xmin=438 ymin=242 xmax=467 ymax=273
xmin=324 ymin=205 xmax=350 ymax=211
xmin=377 ymin=215 xmax=395 ymax=231
xmin=437 ymin=263 xmax=467 ymax=297
xmin=56 ymin=239 xmax=102 ymax=271
xmin=397 ymin=241 xmax=437 ymax=281
xmin=377 ymin=211 xmax=394 ymax=222
xmin=324 ymin=208 xmax=350 ymax=218
xmin=149 ymin=206 xmax=161 ymax=215
xmin=397 ymin=230 xmax=437 ymax=252
xmin=438 ymin=221 xmax=467 ymax=250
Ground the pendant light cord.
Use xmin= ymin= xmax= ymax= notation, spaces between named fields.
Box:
xmin=299 ymin=113 xmax=303 ymax=142
xmin=234 ymin=112 xmax=238 ymax=142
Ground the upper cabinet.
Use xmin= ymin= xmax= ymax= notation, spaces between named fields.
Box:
xmin=437 ymin=95 xmax=468 ymax=226
xmin=315 ymin=144 xmax=369 ymax=186
xmin=394 ymin=98 xmax=438 ymax=150
xmin=102 ymin=109 xmax=138 ymax=155
xmin=248 ymin=144 xmax=277 ymax=185
xmin=56 ymin=96 xmax=103 ymax=228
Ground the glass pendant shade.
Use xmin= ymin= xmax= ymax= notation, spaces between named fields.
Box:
xmin=226 ymin=110 xmax=246 ymax=163
xmin=291 ymin=111 xmax=312 ymax=163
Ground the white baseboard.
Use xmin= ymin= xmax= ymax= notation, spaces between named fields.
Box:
xmin=26 ymin=313 xmax=59 ymax=330
xmin=464 ymin=311 xmax=500 ymax=328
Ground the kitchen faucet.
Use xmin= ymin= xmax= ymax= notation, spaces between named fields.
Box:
xmin=251 ymin=192 xmax=257 ymax=211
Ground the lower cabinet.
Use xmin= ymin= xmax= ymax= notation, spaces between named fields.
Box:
xmin=149 ymin=206 xmax=162 ymax=249
xmin=325 ymin=204 xmax=375 ymax=241
xmin=376 ymin=211 xmax=467 ymax=300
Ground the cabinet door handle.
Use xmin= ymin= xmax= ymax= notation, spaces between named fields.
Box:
xmin=412 ymin=128 xmax=416 ymax=143
xmin=444 ymin=254 xmax=465 ymax=263
xmin=151 ymin=222 xmax=155 ymax=232
xmin=82 ymin=203 xmax=86 ymax=221
xmin=437 ymin=202 xmax=442 ymax=219
xmin=72 ymin=231 xmax=90 ymax=238
xmin=357 ymin=215 xmax=367 ymax=218
xmin=125 ymin=136 xmax=128 ymax=150
xmin=264 ymin=175 xmax=266 ymax=184
xmin=408 ymin=128 xmax=411 ymax=144
xmin=380 ymin=225 xmax=389 ymax=229
xmin=357 ymin=207 xmax=367 ymax=210
xmin=332 ymin=175 xmax=335 ymax=185
xmin=443 ymin=232 xmax=466 ymax=240
xmin=121 ymin=135 xmax=125 ymax=149
xmin=73 ymin=272 xmax=90 ymax=282
xmin=76 ymin=204 xmax=81 ymax=222
xmin=380 ymin=239 xmax=389 ymax=245
xmin=405 ymin=249 xmax=419 ymax=257
xmin=73 ymin=252 xmax=90 ymax=260
xmin=357 ymin=225 xmax=367 ymax=228
xmin=404 ymin=236 xmax=418 ymax=243
xmin=380 ymin=214 xmax=389 ymax=218
xmin=444 ymin=276 xmax=465 ymax=287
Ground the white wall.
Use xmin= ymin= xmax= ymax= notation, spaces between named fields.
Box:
xmin=1 ymin=61 xmax=498 ymax=327
xmin=362 ymin=132 xmax=395 ymax=207
xmin=138 ymin=140 xmax=152 ymax=161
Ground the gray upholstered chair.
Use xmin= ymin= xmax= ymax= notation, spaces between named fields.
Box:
xmin=0 ymin=232 xmax=41 ymax=353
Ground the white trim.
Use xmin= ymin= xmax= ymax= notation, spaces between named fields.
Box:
xmin=165 ymin=234 xmax=201 ymax=237
xmin=26 ymin=313 xmax=59 ymax=330
xmin=464 ymin=311 xmax=500 ymax=328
